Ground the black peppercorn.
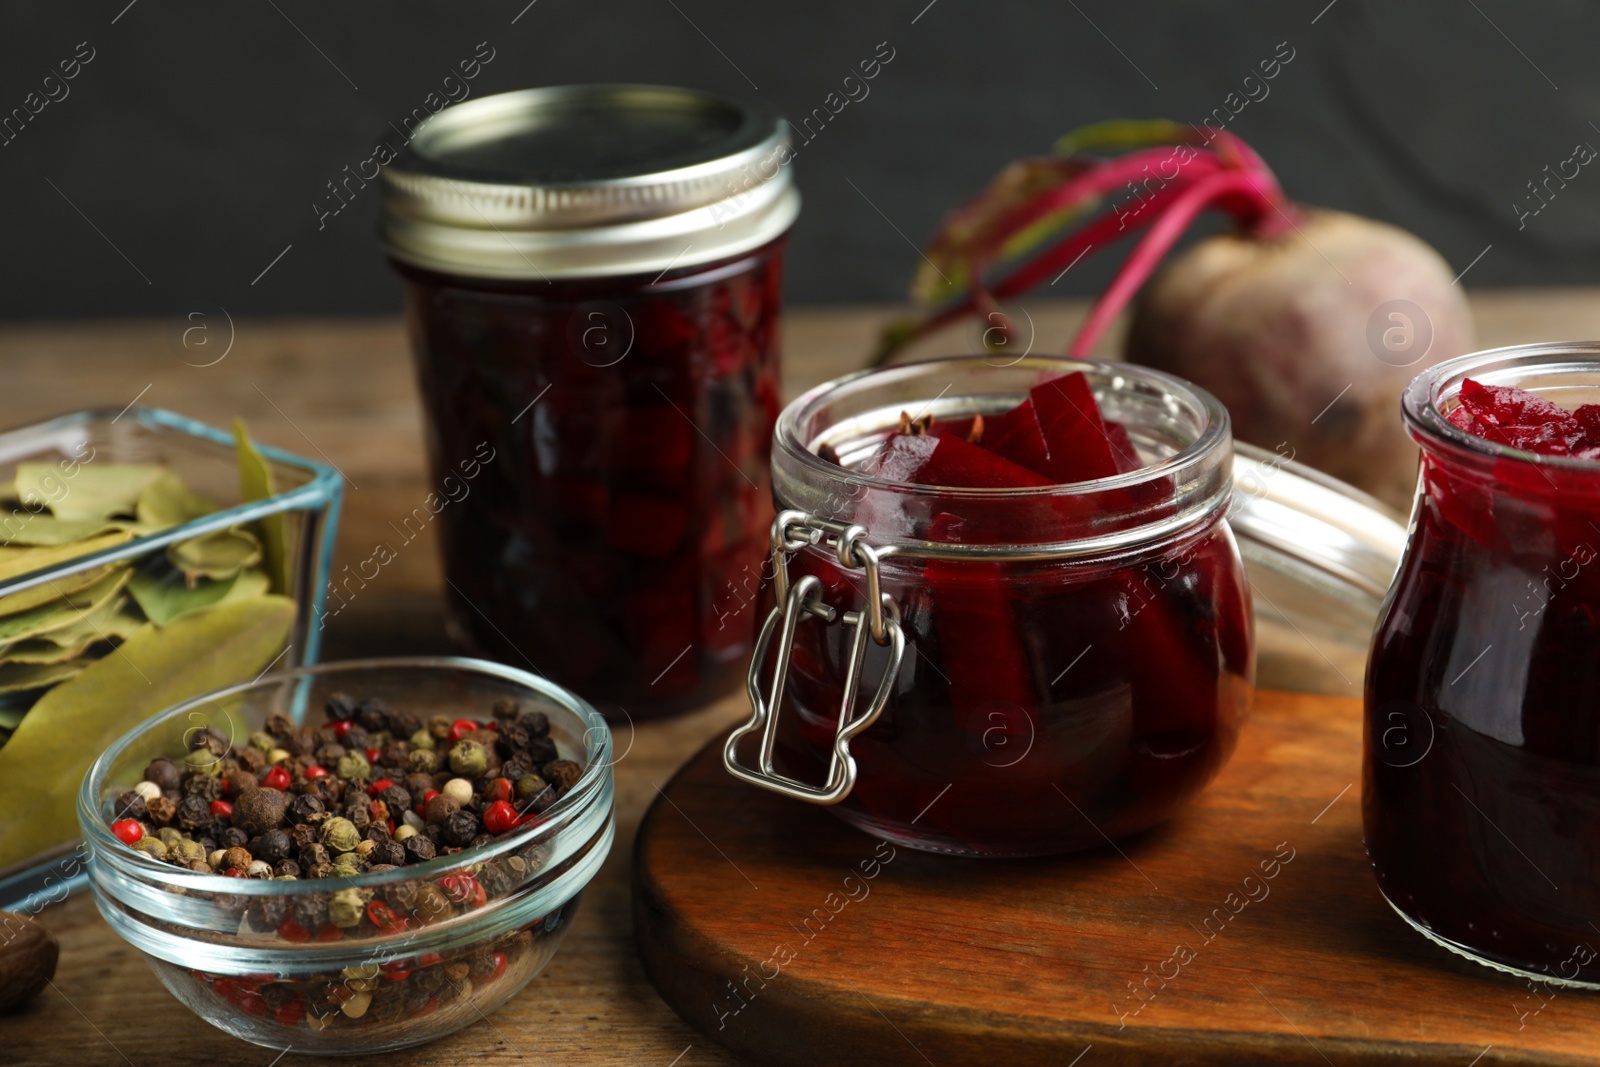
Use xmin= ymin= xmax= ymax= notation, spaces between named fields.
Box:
xmin=497 ymin=721 xmax=531 ymax=753
xmin=518 ymin=708 xmax=550 ymax=736
xmin=146 ymin=795 xmax=178 ymax=825
xmin=300 ymin=843 xmax=330 ymax=869
xmin=264 ymin=711 xmax=295 ymax=739
xmin=379 ymin=785 xmax=411 ymax=814
xmin=402 ymin=835 xmax=436 ymax=863
xmin=527 ymin=737 xmax=558 ymax=765
xmin=290 ymin=794 xmax=325 ymax=822
xmin=325 ymin=692 xmax=357 ymax=722
xmin=143 ymin=757 xmax=182 ymax=791
xmin=391 ymin=710 xmax=421 ymax=738
xmin=114 ymin=790 xmax=147 ymax=821
xmin=237 ymin=747 xmax=267 ymax=774
xmin=343 ymin=725 xmax=371 ymax=752
xmin=219 ymin=826 xmax=249 ymax=849
xmin=314 ymin=743 xmax=346 ymax=766
xmin=542 ymin=760 xmax=582 ymax=791
xmin=255 ymin=829 xmax=292 ymax=862
xmin=175 ymin=795 xmax=212 ymax=832
xmin=356 ymin=698 xmax=390 ymax=733
xmin=371 ymin=840 xmax=405 ymax=867
xmin=274 ymin=859 xmax=301 ymax=878
xmin=182 ymin=774 xmax=224 ymax=801
xmin=442 ymin=810 xmax=479 ymax=847
xmin=477 ymin=863 xmax=514 ymax=900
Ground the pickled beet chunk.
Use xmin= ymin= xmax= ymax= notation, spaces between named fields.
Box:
xmin=1029 ymin=371 xmax=1132 ymax=482
xmin=859 ymin=431 xmax=1053 ymax=489
xmin=983 ymin=399 xmax=1052 ymax=475
xmin=1453 ymin=378 xmax=1586 ymax=455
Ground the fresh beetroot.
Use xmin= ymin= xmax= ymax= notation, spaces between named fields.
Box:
xmin=873 ymin=120 xmax=1476 ymax=510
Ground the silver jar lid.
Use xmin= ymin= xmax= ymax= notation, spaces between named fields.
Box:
xmin=379 ymin=84 xmax=799 ymax=280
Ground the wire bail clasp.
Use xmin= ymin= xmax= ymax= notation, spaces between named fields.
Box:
xmin=723 ymin=510 xmax=906 ymax=805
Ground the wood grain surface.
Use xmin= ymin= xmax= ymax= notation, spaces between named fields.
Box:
xmin=635 ymin=690 xmax=1600 ymax=1067
xmin=0 ymin=289 xmax=1596 ymax=1066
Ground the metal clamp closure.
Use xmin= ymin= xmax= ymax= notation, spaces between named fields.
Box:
xmin=724 ymin=511 xmax=906 ymax=805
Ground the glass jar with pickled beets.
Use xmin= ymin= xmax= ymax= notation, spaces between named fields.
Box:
xmin=380 ymin=86 xmax=799 ymax=719
xmin=724 ymin=356 xmax=1255 ymax=857
xmin=1367 ymin=342 xmax=1600 ymax=987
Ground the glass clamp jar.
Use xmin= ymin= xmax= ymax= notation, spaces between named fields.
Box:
xmin=724 ymin=356 xmax=1256 ymax=857
xmin=381 ymin=85 xmax=798 ymax=719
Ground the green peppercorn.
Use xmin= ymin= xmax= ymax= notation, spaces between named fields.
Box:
xmin=132 ymin=837 xmax=168 ymax=861
xmin=320 ymin=817 xmax=361 ymax=854
xmin=249 ymin=730 xmax=277 ymax=754
xmin=336 ymin=751 xmax=370 ymax=780
xmin=328 ymin=887 xmax=366 ymax=927
xmin=515 ymin=775 xmax=549 ymax=803
xmin=156 ymin=826 xmax=183 ymax=847
xmin=173 ymin=839 xmax=207 ymax=865
xmin=409 ymin=729 xmax=436 ymax=752
xmin=411 ymin=884 xmax=453 ymax=924
xmin=407 ymin=749 xmax=438 ymax=774
xmin=183 ymin=749 xmax=221 ymax=777
xmin=448 ymin=740 xmax=488 ymax=778
xmin=331 ymin=861 xmax=362 ymax=879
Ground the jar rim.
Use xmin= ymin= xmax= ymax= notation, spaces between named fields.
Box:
xmin=1404 ymin=341 xmax=1600 ymax=470
xmin=776 ymin=355 xmax=1232 ymax=499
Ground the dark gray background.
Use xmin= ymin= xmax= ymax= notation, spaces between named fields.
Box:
xmin=2 ymin=0 xmax=1598 ymax=319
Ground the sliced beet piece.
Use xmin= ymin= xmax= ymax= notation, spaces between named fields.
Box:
xmin=1029 ymin=372 xmax=1126 ymax=483
xmin=858 ymin=431 xmax=1053 ymax=490
xmin=983 ymin=398 xmax=1053 ymax=477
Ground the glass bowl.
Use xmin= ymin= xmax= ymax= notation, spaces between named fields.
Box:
xmin=77 ymin=657 xmax=614 ymax=1055
xmin=0 ymin=406 xmax=342 ymax=908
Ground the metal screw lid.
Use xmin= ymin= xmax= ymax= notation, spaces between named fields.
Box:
xmin=379 ymin=84 xmax=799 ymax=280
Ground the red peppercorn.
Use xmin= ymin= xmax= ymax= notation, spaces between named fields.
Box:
xmin=447 ymin=718 xmax=478 ymax=745
xmin=304 ymin=765 xmax=328 ymax=779
xmin=381 ymin=968 xmax=410 ymax=982
xmin=485 ymin=952 xmax=508 ymax=983
xmin=366 ymin=747 xmax=381 ymax=764
xmin=315 ymin=924 xmax=343 ymax=943
xmin=239 ymin=993 xmax=271 ymax=1018
xmin=482 ymin=800 xmax=518 ymax=835
xmin=111 ymin=818 xmax=144 ymax=845
xmin=517 ymin=813 xmax=547 ymax=831
xmin=416 ymin=952 xmax=444 ymax=967
xmin=422 ymin=789 xmax=439 ymax=806
xmin=484 ymin=778 xmax=513 ymax=804
xmin=367 ymin=900 xmax=407 ymax=932
xmin=331 ymin=720 xmax=353 ymax=738
xmin=210 ymin=799 xmax=234 ymax=819
xmin=261 ymin=766 xmax=291 ymax=791
xmin=225 ymin=868 xmax=245 ymax=878
xmin=440 ymin=872 xmax=486 ymax=909
xmin=274 ymin=1000 xmax=306 ymax=1027
xmin=277 ymin=918 xmax=312 ymax=943
xmin=367 ymin=777 xmax=394 ymax=797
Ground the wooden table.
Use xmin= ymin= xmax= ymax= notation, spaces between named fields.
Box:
xmin=2 ymin=290 xmax=1597 ymax=1066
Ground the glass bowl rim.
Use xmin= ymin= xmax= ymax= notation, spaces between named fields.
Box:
xmin=77 ymin=655 xmax=612 ymax=896
xmin=1405 ymin=341 xmax=1600 ymax=471
xmin=774 ymin=354 xmax=1232 ymax=498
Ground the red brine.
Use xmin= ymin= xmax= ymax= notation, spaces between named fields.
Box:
xmin=762 ymin=366 xmax=1253 ymax=857
xmin=1367 ymin=371 xmax=1600 ymax=984
xmin=398 ymin=246 xmax=784 ymax=718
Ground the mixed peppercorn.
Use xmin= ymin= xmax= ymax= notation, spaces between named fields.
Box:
xmin=107 ymin=692 xmax=581 ymax=881
xmin=104 ymin=692 xmax=588 ymax=1032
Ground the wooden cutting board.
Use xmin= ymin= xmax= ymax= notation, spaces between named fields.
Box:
xmin=634 ymin=690 xmax=1600 ymax=1066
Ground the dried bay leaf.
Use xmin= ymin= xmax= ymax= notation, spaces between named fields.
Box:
xmin=0 ymin=595 xmax=296 ymax=869
xmin=0 ymin=531 xmax=132 ymax=585
xmin=0 ymin=515 xmax=132 ymax=547
xmin=0 ymin=562 xmax=130 ymax=619
xmin=136 ymin=469 xmax=215 ymax=528
xmin=128 ymin=566 xmax=267 ymax=627
xmin=15 ymin=463 xmax=162 ymax=522
xmin=0 ymin=596 xmax=143 ymax=662
xmin=167 ymin=528 xmax=262 ymax=585
xmin=234 ymin=420 xmax=289 ymax=595
xmin=0 ymin=660 xmax=86 ymax=693
xmin=0 ymin=568 xmax=132 ymax=644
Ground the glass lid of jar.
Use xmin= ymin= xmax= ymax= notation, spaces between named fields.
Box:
xmin=1229 ymin=442 xmax=1407 ymax=695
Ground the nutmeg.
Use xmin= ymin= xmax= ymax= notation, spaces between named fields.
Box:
xmin=0 ymin=911 xmax=57 ymax=1011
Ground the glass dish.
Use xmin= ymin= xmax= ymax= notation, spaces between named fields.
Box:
xmin=78 ymin=657 xmax=614 ymax=1055
xmin=1366 ymin=342 xmax=1600 ymax=987
xmin=0 ymin=407 xmax=341 ymax=910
